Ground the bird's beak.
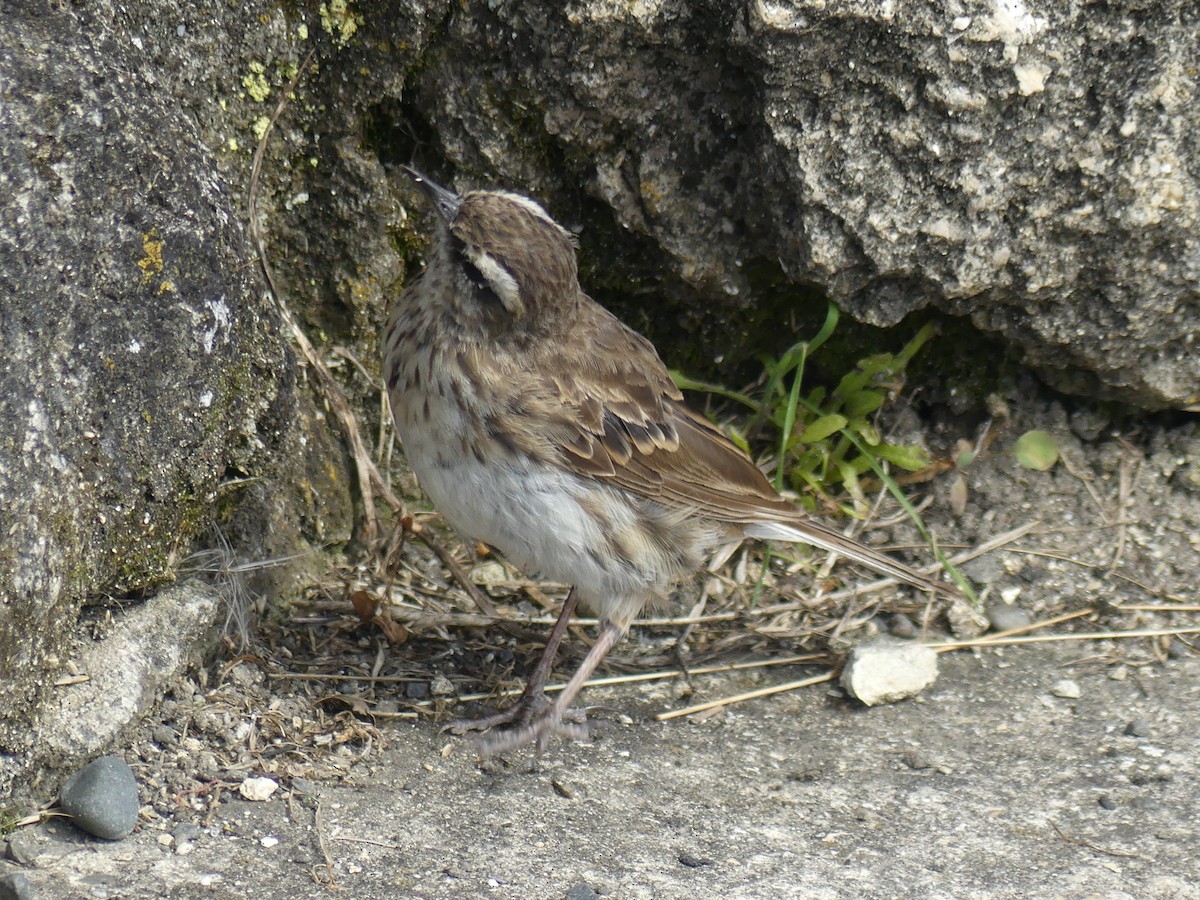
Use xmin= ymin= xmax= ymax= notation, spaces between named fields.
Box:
xmin=400 ymin=165 xmax=462 ymax=224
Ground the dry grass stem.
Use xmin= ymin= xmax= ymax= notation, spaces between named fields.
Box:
xmin=928 ymin=625 xmax=1200 ymax=652
xmin=657 ymin=671 xmax=837 ymax=721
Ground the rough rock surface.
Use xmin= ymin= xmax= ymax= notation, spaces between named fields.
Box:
xmin=400 ymin=0 xmax=1199 ymax=408
xmin=0 ymin=4 xmax=294 ymax=791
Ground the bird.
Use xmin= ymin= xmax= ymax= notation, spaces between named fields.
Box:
xmin=381 ymin=166 xmax=958 ymax=754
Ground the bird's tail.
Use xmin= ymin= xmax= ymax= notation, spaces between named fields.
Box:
xmin=744 ymin=518 xmax=958 ymax=597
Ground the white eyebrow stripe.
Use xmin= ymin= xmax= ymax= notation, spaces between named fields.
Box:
xmin=464 ymin=245 xmax=524 ymax=315
xmin=492 ymin=191 xmax=574 ymax=240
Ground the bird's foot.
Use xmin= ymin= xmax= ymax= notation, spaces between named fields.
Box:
xmin=440 ymin=691 xmax=550 ymax=736
xmin=441 ymin=693 xmax=589 ymax=755
xmin=471 ymin=703 xmax=590 ymax=756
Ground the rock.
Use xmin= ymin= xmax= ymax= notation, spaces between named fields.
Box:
xmin=407 ymin=2 xmax=1200 ymax=410
xmin=172 ymin=824 xmax=202 ymax=845
xmin=59 ymin=756 xmax=139 ymax=840
xmin=986 ymin=602 xmax=1033 ymax=633
xmin=888 ymin=613 xmax=917 ymax=639
xmin=238 ymin=777 xmax=279 ymax=802
xmin=1051 ymin=679 xmax=1082 ymax=699
xmin=0 ymin=873 xmax=35 ymax=900
xmin=4 ymin=835 xmax=36 ymax=866
xmin=564 ymin=885 xmax=599 ymax=900
xmin=40 ymin=583 xmax=219 ymax=759
xmin=0 ymin=0 xmax=299 ymax=801
xmin=1125 ymin=719 xmax=1152 ymax=738
xmin=841 ymin=642 xmax=940 ymax=706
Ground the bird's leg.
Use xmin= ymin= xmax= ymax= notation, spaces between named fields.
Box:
xmin=474 ymin=617 xmax=626 ymax=756
xmin=442 ymin=587 xmax=581 ymax=735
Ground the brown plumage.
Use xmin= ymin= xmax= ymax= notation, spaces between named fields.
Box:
xmin=382 ymin=168 xmax=957 ymax=754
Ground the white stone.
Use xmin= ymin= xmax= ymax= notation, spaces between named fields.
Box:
xmin=840 ymin=642 xmax=939 ymax=706
xmin=238 ymin=776 xmax=279 ymax=802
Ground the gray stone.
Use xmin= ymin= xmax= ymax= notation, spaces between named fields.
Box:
xmin=39 ymin=584 xmax=219 ymax=758
xmin=1051 ymin=679 xmax=1082 ymax=699
xmin=1125 ymin=719 xmax=1152 ymax=738
xmin=407 ymin=1 xmax=1200 ymax=409
xmin=0 ymin=873 xmax=35 ymax=900
xmin=986 ymin=602 xmax=1033 ymax=633
xmin=4 ymin=835 xmax=36 ymax=867
xmin=59 ymin=755 xmax=140 ymax=840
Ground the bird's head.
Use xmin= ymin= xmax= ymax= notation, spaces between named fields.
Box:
xmin=402 ymin=167 xmax=581 ymax=338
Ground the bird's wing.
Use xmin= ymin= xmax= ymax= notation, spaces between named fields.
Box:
xmin=533 ymin=303 xmax=802 ymax=524
xmin=523 ymin=302 xmax=956 ymax=596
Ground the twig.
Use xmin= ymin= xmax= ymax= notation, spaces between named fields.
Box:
xmin=413 ymin=533 xmax=499 ymax=616
xmin=1115 ymin=604 xmax=1200 ymax=613
xmin=271 ymin=653 xmax=824 ymax=698
xmin=1106 ymin=451 xmax=1137 ymax=574
xmin=930 ymin=608 xmax=1094 ymax=653
xmin=657 ymin=670 xmax=837 ymax=721
xmin=1050 ymin=821 xmax=1148 ymax=860
xmin=331 ymin=835 xmax=403 ymax=850
xmin=927 ymin=626 xmax=1200 ymax=652
xmin=311 ymin=795 xmax=338 ymax=888
xmin=747 ymin=522 xmax=1039 ymax=617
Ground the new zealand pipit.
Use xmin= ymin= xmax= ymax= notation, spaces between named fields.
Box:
xmin=383 ymin=167 xmax=956 ymax=754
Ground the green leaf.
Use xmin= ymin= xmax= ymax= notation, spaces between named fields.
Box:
xmin=799 ymin=414 xmax=848 ymax=444
xmin=1014 ymin=430 xmax=1059 ymax=471
xmin=848 ymin=419 xmax=880 ymax=446
xmin=874 ymin=443 xmax=931 ymax=471
xmin=843 ymin=388 xmax=885 ymax=419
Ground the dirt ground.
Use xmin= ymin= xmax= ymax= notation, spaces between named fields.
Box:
xmin=4 ymin=643 xmax=1199 ymax=899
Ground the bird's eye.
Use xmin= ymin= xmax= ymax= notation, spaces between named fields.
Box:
xmin=459 ymin=255 xmax=504 ymax=308
xmin=450 ymin=237 xmax=525 ymax=316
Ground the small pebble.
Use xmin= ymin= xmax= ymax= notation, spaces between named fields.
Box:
xmin=888 ymin=613 xmax=916 ymax=638
xmin=986 ymin=602 xmax=1032 ymax=633
xmin=0 ymin=873 xmax=35 ymax=900
xmin=564 ymin=885 xmax=600 ymax=900
xmin=1098 ymin=794 xmax=1118 ymax=810
xmin=290 ymin=778 xmax=317 ymax=796
xmin=405 ymin=681 xmax=430 ymax=700
xmin=1125 ymin=719 xmax=1151 ymax=738
xmin=260 ymin=836 xmax=279 ymax=848
xmin=678 ymin=852 xmax=713 ymax=868
xmin=1050 ymin=679 xmax=1081 ymax=699
xmin=902 ymin=749 xmax=933 ymax=770
xmin=5 ymin=836 xmax=36 ymax=866
xmin=59 ymin=755 xmax=140 ymax=840
xmin=238 ymin=776 xmax=279 ymax=802
xmin=152 ymin=725 xmax=178 ymax=746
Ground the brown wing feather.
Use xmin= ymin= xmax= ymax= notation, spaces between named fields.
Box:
xmin=493 ymin=297 xmax=955 ymax=597
xmin=541 ymin=301 xmax=797 ymax=525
